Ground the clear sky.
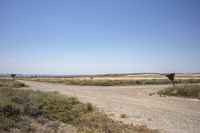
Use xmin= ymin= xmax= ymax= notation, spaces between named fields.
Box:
xmin=0 ymin=0 xmax=200 ymax=75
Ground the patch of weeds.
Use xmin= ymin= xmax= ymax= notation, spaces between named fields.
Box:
xmin=158 ymin=85 xmax=200 ymax=99
xmin=42 ymin=93 xmax=89 ymax=123
xmin=0 ymin=103 xmax=20 ymax=117
xmin=74 ymin=111 xmax=158 ymax=133
xmin=0 ymin=103 xmax=21 ymax=131
xmin=0 ymin=116 xmax=21 ymax=131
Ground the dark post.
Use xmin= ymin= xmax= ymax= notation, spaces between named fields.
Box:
xmin=11 ymin=74 xmax=16 ymax=86
xmin=166 ymin=73 xmax=175 ymax=87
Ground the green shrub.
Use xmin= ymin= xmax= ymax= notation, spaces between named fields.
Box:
xmin=27 ymin=93 xmax=47 ymax=107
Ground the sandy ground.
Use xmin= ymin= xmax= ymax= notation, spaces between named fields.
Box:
xmin=19 ymin=80 xmax=200 ymax=133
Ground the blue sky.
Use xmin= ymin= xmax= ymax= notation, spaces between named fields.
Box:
xmin=0 ymin=0 xmax=200 ymax=75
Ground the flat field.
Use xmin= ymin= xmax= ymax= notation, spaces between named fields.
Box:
xmin=18 ymin=73 xmax=200 ymax=86
xmin=2 ymin=74 xmax=200 ymax=133
xmin=18 ymin=77 xmax=200 ymax=133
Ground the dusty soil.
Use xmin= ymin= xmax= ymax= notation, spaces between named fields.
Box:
xmin=19 ymin=80 xmax=200 ymax=133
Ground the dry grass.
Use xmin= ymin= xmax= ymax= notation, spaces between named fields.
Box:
xmin=21 ymin=77 xmax=200 ymax=86
xmin=0 ymin=78 xmax=26 ymax=88
xmin=76 ymin=111 xmax=157 ymax=133
xmin=158 ymin=85 xmax=200 ymax=99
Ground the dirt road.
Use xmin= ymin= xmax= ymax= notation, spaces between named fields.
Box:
xmin=19 ymin=80 xmax=200 ymax=133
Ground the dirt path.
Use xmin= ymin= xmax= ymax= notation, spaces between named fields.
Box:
xmin=19 ymin=80 xmax=200 ymax=133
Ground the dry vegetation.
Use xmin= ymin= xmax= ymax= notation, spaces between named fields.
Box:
xmin=0 ymin=78 xmax=26 ymax=88
xmin=21 ymin=77 xmax=200 ymax=86
xmin=158 ymin=85 xmax=200 ymax=99
xmin=0 ymin=79 xmax=158 ymax=133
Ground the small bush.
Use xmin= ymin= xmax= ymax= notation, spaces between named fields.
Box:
xmin=0 ymin=104 xmax=20 ymax=117
xmin=70 ymin=97 xmax=80 ymax=105
xmin=86 ymin=103 xmax=93 ymax=111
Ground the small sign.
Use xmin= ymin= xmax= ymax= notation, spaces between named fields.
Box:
xmin=11 ymin=74 xmax=16 ymax=86
xmin=11 ymin=74 xmax=16 ymax=78
xmin=166 ymin=73 xmax=175 ymax=86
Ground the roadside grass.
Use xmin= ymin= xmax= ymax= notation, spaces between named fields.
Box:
xmin=0 ymin=78 xmax=26 ymax=88
xmin=0 ymin=79 xmax=159 ymax=133
xmin=22 ymin=78 xmax=200 ymax=86
xmin=158 ymin=85 xmax=200 ymax=99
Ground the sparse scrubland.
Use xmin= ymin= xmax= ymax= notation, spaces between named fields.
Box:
xmin=0 ymin=79 xmax=158 ymax=133
xmin=158 ymin=85 xmax=200 ymax=99
xmin=21 ymin=77 xmax=200 ymax=86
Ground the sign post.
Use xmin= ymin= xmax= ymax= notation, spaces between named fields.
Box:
xmin=11 ymin=74 xmax=16 ymax=86
xmin=166 ymin=73 xmax=175 ymax=87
